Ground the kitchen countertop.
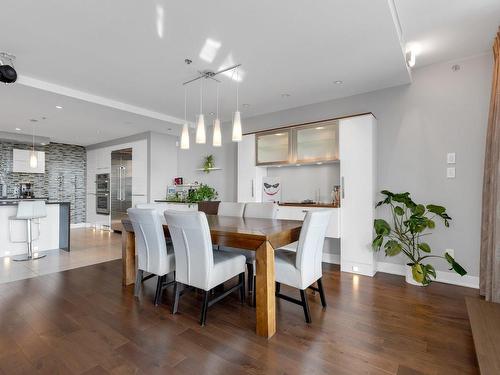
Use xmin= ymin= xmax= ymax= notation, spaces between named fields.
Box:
xmin=0 ymin=199 xmax=70 ymax=206
xmin=278 ymin=202 xmax=339 ymax=208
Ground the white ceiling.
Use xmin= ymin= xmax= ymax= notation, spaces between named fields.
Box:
xmin=395 ymin=0 xmax=500 ymax=67
xmin=0 ymin=0 xmax=498 ymax=146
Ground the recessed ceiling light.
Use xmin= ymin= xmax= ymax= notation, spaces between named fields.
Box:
xmin=56 ymin=105 xmax=63 ymax=109
xmin=15 ymin=127 xmax=21 ymax=131
xmin=209 ymin=112 xmax=215 ymax=116
xmin=168 ymin=128 xmax=172 ymax=131
xmin=334 ymin=80 xmax=343 ymax=85
xmin=29 ymin=119 xmax=38 ymax=122
xmin=242 ymin=103 xmax=250 ymax=108
xmin=281 ymin=93 xmax=291 ymax=98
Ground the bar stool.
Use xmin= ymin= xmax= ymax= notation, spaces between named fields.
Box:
xmin=9 ymin=201 xmax=47 ymax=261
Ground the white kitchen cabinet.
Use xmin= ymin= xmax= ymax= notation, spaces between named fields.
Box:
xmin=238 ymin=134 xmax=267 ymax=202
xmin=131 ymin=140 xmax=147 ymax=197
xmin=86 ymin=149 xmax=97 ymax=194
xmin=339 ymin=114 xmax=377 ymax=276
xmin=96 ymin=147 xmax=110 ymax=172
xmin=12 ymin=149 xmax=45 ymax=174
xmin=276 ymin=206 xmax=340 ymax=238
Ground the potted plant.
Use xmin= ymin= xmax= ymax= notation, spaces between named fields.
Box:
xmin=372 ymin=190 xmax=466 ymax=286
xmin=203 ymin=155 xmax=215 ymax=173
xmin=187 ymin=183 xmax=218 ymax=203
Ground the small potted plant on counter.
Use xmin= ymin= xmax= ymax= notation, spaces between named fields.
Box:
xmin=372 ymin=190 xmax=466 ymax=286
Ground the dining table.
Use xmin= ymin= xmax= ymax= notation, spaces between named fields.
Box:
xmin=121 ymin=214 xmax=302 ymax=338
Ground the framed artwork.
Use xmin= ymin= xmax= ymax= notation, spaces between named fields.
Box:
xmin=262 ymin=177 xmax=281 ymax=203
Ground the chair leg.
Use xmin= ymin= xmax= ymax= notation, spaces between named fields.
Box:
xmin=172 ymin=281 xmax=181 ymax=314
xmin=276 ymin=282 xmax=281 ymax=294
xmin=247 ymin=263 xmax=254 ymax=295
xmin=239 ymin=272 xmax=246 ymax=304
xmin=300 ymin=289 xmax=312 ymax=323
xmin=200 ymin=290 xmax=210 ymax=326
xmin=134 ymin=269 xmax=144 ymax=297
xmin=252 ymin=275 xmax=256 ymax=307
xmin=317 ymin=278 xmax=327 ymax=308
xmin=154 ymin=275 xmax=165 ymax=306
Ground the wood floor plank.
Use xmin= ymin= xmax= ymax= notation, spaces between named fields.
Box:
xmin=0 ymin=229 xmax=482 ymax=375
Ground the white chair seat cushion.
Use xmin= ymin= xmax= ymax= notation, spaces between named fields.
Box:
xmin=141 ymin=246 xmax=176 ymax=277
xmin=276 ymin=241 xmax=298 ymax=252
xmin=209 ymin=251 xmax=246 ymax=290
xmin=219 ymin=247 xmax=255 ymax=263
xmin=274 ymin=250 xmax=304 ymax=289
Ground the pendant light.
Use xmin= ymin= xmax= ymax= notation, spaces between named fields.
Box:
xmin=232 ymin=67 xmax=242 ymax=142
xmin=196 ymin=79 xmax=206 ymax=144
xmin=213 ymin=83 xmax=222 ymax=147
xmin=29 ymin=124 xmax=38 ymax=168
xmin=180 ymin=87 xmax=190 ymax=150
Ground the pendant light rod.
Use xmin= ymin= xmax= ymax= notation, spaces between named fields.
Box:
xmin=182 ymin=63 xmax=241 ymax=86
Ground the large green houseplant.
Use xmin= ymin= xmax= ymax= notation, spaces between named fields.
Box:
xmin=372 ymin=190 xmax=466 ymax=285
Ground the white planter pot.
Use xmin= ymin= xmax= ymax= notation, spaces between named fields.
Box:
xmin=405 ymin=266 xmax=425 ymax=287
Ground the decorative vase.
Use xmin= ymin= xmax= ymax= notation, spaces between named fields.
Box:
xmin=405 ymin=266 xmax=425 ymax=287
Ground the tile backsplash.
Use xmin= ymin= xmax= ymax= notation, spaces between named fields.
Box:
xmin=0 ymin=141 xmax=86 ymax=223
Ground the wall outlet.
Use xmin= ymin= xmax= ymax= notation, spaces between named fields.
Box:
xmin=447 ymin=152 xmax=456 ymax=164
xmin=445 ymin=248 xmax=454 ymax=258
xmin=446 ymin=167 xmax=456 ymax=178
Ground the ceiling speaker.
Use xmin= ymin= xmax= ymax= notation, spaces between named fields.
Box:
xmin=0 ymin=64 xmax=17 ymax=83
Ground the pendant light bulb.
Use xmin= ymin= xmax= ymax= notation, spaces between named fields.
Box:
xmin=29 ymin=150 xmax=38 ymax=168
xmin=213 ymin=118 xmax=222 ymax=147
xmin=232 ymin=68 xmax=242 ymax=142
xmin=196 ymin=79 xmax=206 ymax=144
xmin=180 ymin=123 xmax=190 ymax=150
xmin=196 ymin=114 xmax=206 ymax=144
xmin=232 ymin=111 xmax=242 ymax=142
xmin=30 ymin=125 xmax=38 ymax=168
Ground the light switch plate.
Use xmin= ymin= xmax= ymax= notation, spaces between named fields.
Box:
xmin=446 ymin=167 xmax=456 ymax=178
xmin=447 ymin=152 xmax=456 ymax=164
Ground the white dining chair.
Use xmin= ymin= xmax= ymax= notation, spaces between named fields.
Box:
xmin=239 ymin=202 xmax=278 ymax=305
xmin=217 ymin=202 xmax=245 ymax=217
xmin=274 ymin=210 xmax=330 ymax=323
xmin=135 ymin=203 xmax=170 ymax=224
xmin=127 ymin=208 xmax=175 ymax=306
xmin=164 ymin=210 xmax=246 ymax=326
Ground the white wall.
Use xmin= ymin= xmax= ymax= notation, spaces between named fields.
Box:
xmin=208 ymin=53 xmax=491 ymax=277
xmin=267 ymin=163 xmax=340 ymax=203
xmin=149 ymin=132 xmax=178 ymax=201
xmin=177 ymin=126 xmax=237 ymax=201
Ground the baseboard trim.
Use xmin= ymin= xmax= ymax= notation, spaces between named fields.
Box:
xmin=70 ymin=223 xmax=88 ymax=229
xmin=376 ymin=262 xmax=479 ymax=289
xmin=322 ymin=253 xmax=340 ymax=264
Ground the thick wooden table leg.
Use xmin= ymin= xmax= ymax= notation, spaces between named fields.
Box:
xmin=122 ymin=231 xmax=136 ymax=286
xmin=255 ymin=240 xmax=276 ymax=338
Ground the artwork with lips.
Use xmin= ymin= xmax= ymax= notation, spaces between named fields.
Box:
xmin=262 ymin=177 xmax=281 ymax=203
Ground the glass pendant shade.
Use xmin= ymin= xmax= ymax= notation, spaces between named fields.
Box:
xmin=213 ymin=118 xmax=222 ymax=147
xmin=29 ymin=150 xmax=38 ymax=168
xmin=180 ymin=123 xmax=190 ymax=150
xmin=232 ymin=111 xmax=242 ymax=142
xmin=196 ymin=114 xmax=206 ymax=144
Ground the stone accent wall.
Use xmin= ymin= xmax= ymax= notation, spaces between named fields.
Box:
xmin=0 ymin=141 xmax=86 ymax=223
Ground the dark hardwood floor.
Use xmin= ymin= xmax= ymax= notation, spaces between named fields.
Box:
xmin=0 ymin=257 xmax=480 ymax=374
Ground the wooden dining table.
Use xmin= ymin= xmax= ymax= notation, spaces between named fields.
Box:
xmin=121 ymin=214 xmax=302 ymax=338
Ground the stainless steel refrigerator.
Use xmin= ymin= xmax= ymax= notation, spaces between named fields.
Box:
xmin=111 ymin=148 xmax=132 ymax=232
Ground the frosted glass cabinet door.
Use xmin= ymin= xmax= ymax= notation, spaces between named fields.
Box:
xmin=295 ymin=121 xmax=339 ymax=163
xmin=256 ymin=130 xmax=290 ymax=165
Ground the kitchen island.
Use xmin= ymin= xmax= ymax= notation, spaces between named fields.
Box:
xmin=0 ymin=200 xmax=70 ymax=258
